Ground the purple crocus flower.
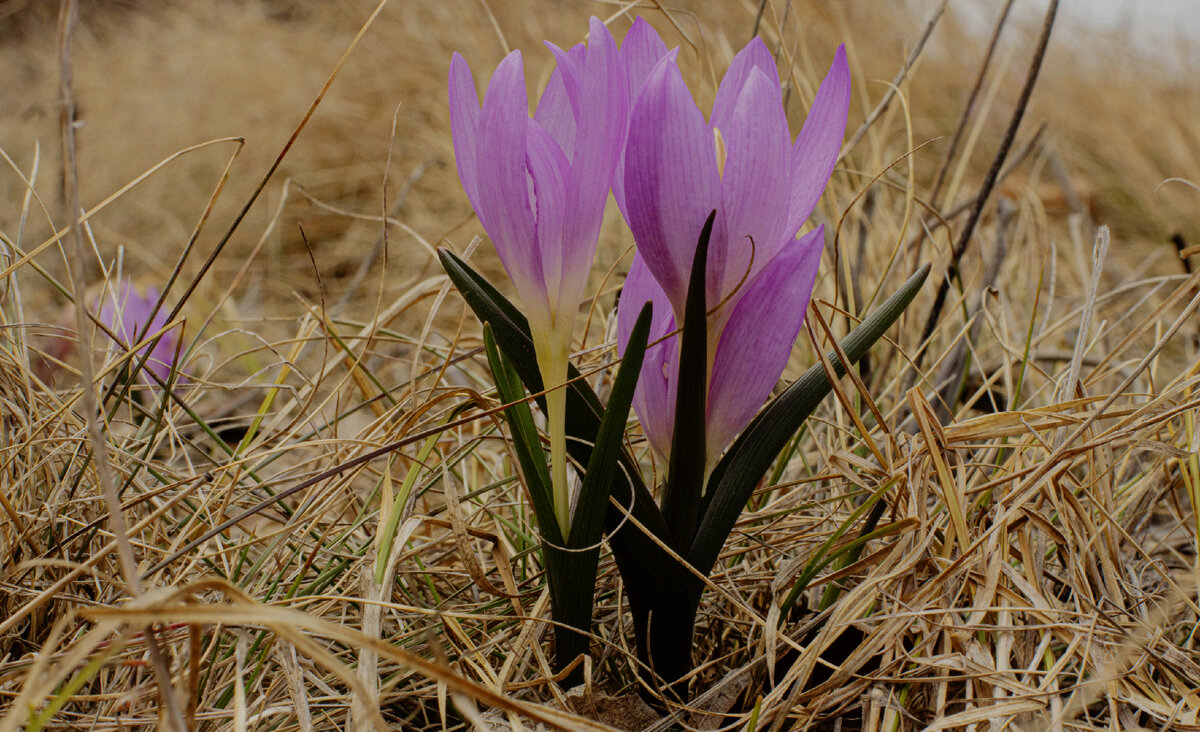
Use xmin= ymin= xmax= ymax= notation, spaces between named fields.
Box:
xmin=617 ymin=40 xmax=850 ymax=470
xmin=97 ymin=279 xmax=181 ymax=384
xmin=448 ymin=18 xmax=628 ymax=533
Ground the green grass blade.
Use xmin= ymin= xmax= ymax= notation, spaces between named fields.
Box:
xmin=779 ymin=477 xmax=895 ymax=617
xmin=374 ymin=430 xmax=441 ymax=585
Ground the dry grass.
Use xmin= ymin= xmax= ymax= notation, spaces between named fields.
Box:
xmin=2 ymin=0 xmax=1200 ymax=729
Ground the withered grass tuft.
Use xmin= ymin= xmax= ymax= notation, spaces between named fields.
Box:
xmin=1 ymin=1 xmax=1199 ymax=729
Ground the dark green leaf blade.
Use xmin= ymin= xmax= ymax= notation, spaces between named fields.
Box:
xmin=437 ymin=248 xmax=672 ymax=542
xmin=688 ymin=263 xmax=930 ymax=575
xmin=568 ymin=302 xmax=652 ymax=549
xmin=440 ymin=248 xmax=682 ymax=684
xmin=661 ymin=211 xmax=716 ymax=551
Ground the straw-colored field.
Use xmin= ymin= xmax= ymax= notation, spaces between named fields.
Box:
xmin=2 ymin=1 xmax=1199 ymax=729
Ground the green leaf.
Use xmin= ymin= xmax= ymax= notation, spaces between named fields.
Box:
xmin=483 ymin=324 xmax=562 ymax=547
xmin=569 ymin=302 xmax=652 ymax=549
xmin=548 ymin=302 xmax=652 ymax=684
xmin=438 ymin=249 xmax=694 ymax=684
xmin=688 ymin=264 xmax=930 ymax=576
xmin=437 ymin=248 xmax=672 ymax=543
xmin=661 ymin=210 xmax=716 ymax=550
xmin=437 ymin=250 xmax=600 ymax=412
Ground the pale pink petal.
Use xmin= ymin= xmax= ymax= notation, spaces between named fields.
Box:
xmin=557 ymin=17 xmax=628 ymax=315
xmin=542 ymin=41 xmax=584 ymax=116
xmin=525 ymin=119 xmax=570 ymax=310
xmin=98 ymin=281 xmax=181 ymax=384
xmin=140 ymin=286 xmax=181 ymax=382
xmin=534 ymin=66 xmax=576 ymax=160
xmin=705 ymin=227 xmax=823 ymax=463
xmin=612 ymin=17 xmax=671 ymax=218
xmin=785 ymin=45 xmax=850 ymax=236
xmin=621 ymin=17 xmax=670 ymax=96
xmin=474 ymin=51 xmax=544 ymax=299
xmin=538 ymin=42 xmax=587 ymax=157
xmin=448 ymin=53 xmax=484 ymax=220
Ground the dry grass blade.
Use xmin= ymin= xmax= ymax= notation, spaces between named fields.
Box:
xmin=3 ymin=1 xmax=1200 ymax=730
xmin=77 ymin=579 xmax=618 ymax=731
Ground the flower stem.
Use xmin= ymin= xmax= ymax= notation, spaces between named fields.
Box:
xmin=545 ymin=367 xmax=569 ymax=535
xmin=533 ymin=329 xmax=571 ymax=537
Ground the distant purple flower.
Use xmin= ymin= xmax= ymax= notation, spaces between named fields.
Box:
xmin=617 ymin=41 xmax=851 ymax=468
xmin=448 ymin=18 xmax=629 ymax=532
xmin=97 ymin=280 xmax=181 ymax=384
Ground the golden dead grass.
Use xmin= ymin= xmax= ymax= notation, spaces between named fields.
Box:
xmin=1 ymin=0 xmax=1199 ymax=730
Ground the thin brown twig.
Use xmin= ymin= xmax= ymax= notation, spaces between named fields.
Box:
xmin=914 ymin=0 xmax=1060 ymax=369
xmin=839 ymin=0 xmax=948 ymax=161
xmin=927 ymin=0 xmax=1017 ymax=207
xmin=157 ymin=0 xmax=394 ymax=338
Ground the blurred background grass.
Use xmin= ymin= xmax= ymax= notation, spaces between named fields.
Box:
xmin=2 ymin=0 xmax=1197 ymax=319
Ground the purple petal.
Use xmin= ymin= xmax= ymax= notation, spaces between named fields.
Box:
xmin=534 ymin=66 xmax=576 ymax=160
xmin=557 ymin=17 xmax=629 ymax=314
xmin=141 ymin=288 xmax=181 ymax=382
xmin=711 ymin=66 xmax=791 ymax=306
xmin=623 ymin=55 xmax=725 ymax=321
xmin=621 ymin=18 xmax=670 ymax=97
xmin=543 ymin=41 xmax=586 ymax=106
xmin=618 ymin=254 xmax=678 ymax=459
xmin=474 ymin=51 xmax=545 ymax=302
xmin=705 ymin=226 xmax=823 ymax=462
xmin=525 ymin=119 xmax=571 ymax=309
xmin=448 ymin=53 xmax=484 ymax=220
xmin=539 ymin=41 xmax=587 ymax=157
xmin=785 ymin=45 xmax=850 ymax=236
xmin=710 ymin=36 xmax=780 ymax=135
xmin=98 ymin=281 xmax=181 ymax=383
xmin=542 ymin=42 xmax=586 ymax=131
xmin=612 ymin=17 xmax=671 ymax=218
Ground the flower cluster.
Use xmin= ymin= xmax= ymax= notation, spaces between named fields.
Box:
xmin=445 ymin=18 xmax=864 ymax=692
xmin=449 ymin=16 xmax=630 ymax=534
xmin=451 ymin=18 xmax=849 ymax=485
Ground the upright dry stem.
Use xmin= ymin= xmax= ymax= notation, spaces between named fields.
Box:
xmin=56 ymin=1 xmax=186 ymax=729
